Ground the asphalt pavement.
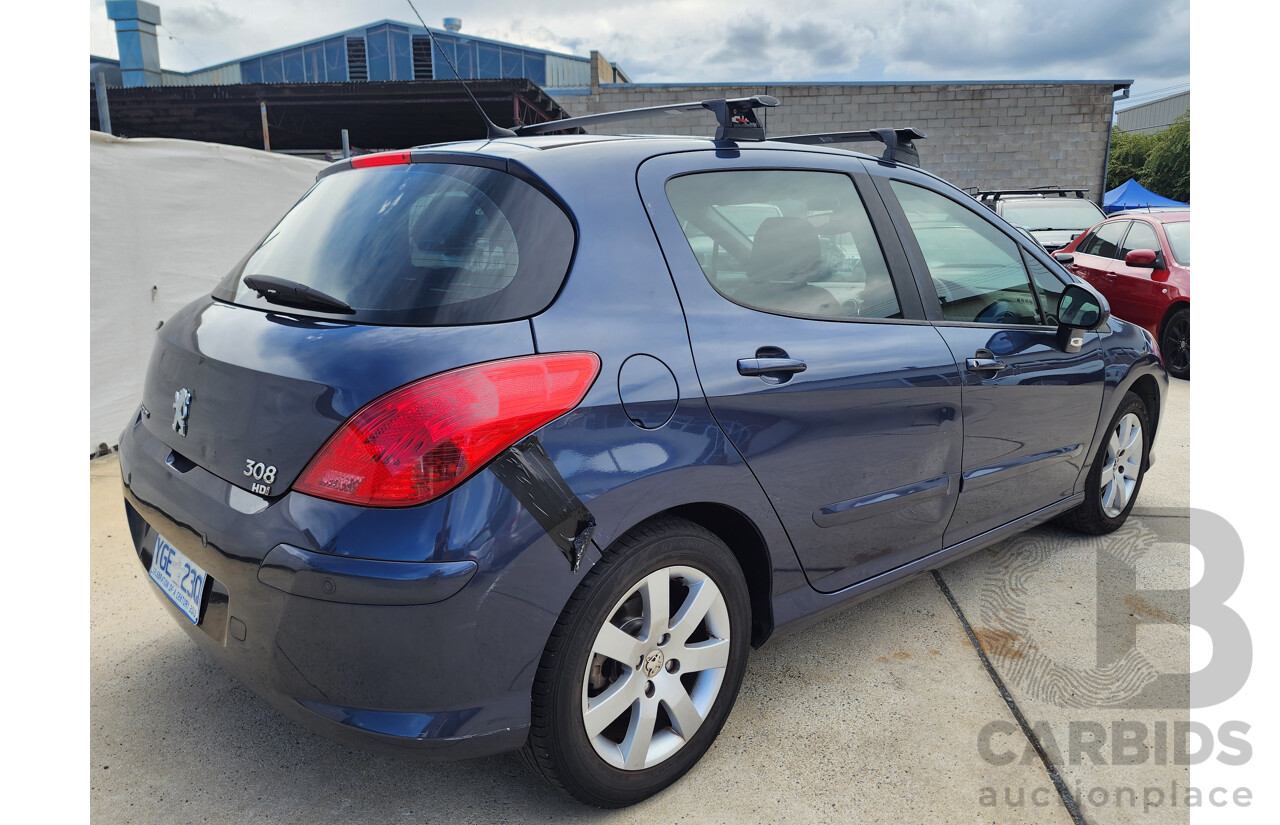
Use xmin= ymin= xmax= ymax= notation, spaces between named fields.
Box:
xmin=90 ymin=378 xmax=1190 ymax=824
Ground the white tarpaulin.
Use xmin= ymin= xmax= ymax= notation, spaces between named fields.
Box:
xmin=90 ymin=132 xmax=325 ymax=453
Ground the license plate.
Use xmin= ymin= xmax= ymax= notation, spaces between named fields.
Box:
xmin=149 ymin=532 xmax=208 ymax=624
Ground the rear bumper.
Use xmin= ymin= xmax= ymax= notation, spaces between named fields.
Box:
xmin=118 ymin=419 xmax=587 ymax=760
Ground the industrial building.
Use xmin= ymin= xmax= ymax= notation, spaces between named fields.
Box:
xmin=1115 ymin=89 xmax=1189 ymax=134
xmin=93 ymin=1 xmax=628 ymax=91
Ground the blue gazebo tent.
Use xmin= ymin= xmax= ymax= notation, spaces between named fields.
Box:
xmin=1103 ymin=179 xmax=1188 ymax=214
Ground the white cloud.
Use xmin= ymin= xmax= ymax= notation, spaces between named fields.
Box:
xmin=87 ymin=0 xmax=1189 ymax=94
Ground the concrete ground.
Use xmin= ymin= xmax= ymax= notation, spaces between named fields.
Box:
xmin=90 ymin=379 xmax=1189 ymax=824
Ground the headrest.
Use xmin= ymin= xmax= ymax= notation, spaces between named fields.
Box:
xmin=746 ymin=217 xmax=823 ymax=283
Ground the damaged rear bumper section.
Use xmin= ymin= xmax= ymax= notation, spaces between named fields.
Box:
xmin=118 ymin=421 xmax=595 ymax=760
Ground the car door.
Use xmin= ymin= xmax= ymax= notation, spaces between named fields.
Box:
xmin=638 ymin=150 xmax=964 ymax=594
xmin=1109 ymin=218 xmax=1167 ymax=331
xmin=1068 ymin=220 xmax=1129 ymax=292
xmin=871 ymin=166 xmax=1106 ymax=546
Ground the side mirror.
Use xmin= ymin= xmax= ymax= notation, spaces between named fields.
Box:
xmin=1124 ymin=248 xmax=1158 ymax=267
xmin=1053 ymin=252 xmax=1075 ymax=265
xmin=1070 ymin=233 xmax=1080 ymax=241
xmin=1056 ymin=283 xmax=1110 ymax=353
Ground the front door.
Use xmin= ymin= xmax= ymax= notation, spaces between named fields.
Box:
xmin=639 ymin=150 xmax=963 ymax=593
xmin=875 ymin=170 xmax=1106 ymax=545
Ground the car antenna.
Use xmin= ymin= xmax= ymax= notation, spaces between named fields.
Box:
xmin=403 ymin=0 xmax=516 ymax=139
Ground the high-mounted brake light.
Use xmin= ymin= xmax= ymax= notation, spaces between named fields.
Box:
xmin=294 ymin=352 xmax=601 ymax=507
xmin=350 ymin=150 xmax=414 ymax=169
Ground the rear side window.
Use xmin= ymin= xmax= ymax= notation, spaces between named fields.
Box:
xmin=665 ymin=170 xmax=901 ymax=320
xmin=214 ymin=164 xmax=575 ymax=325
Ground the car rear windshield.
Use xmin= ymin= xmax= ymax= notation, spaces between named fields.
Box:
xmin=214 ymin=163 xmax=575 ymax=325
xmin=1000 ymin=200 xmax=1105 ymax=231
xmin=1163 ymin=220 xmax=1190 ymax=264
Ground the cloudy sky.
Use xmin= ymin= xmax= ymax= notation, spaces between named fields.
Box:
xmin=88 ymin=0 xmax=1189 ymax=103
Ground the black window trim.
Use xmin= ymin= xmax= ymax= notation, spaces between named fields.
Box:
xmin=869 ymin=168 xmax=1070 ymax=330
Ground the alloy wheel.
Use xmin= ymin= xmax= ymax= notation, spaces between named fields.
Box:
xmin=580 ymin=565 xmax=731 ymax=771
xmin=1100 ymin=412 xmax=1143 ymax=518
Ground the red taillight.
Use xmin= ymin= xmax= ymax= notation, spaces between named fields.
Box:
xmin=294 ymin=352 xmax=601 ymax=507
xmin=350 ymin=150 xmax=414 ymax=169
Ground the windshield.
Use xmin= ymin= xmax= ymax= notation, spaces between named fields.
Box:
xmin=213 ymin=163 xmax=575 ymax=326
xmin=1163 ymin=220 xmax=1190 ymax=264
xmin=1001 ymin=200 xmax=1106 ymax=231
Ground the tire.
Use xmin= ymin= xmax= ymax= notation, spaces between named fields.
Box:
xmin=1160 ymin=307 xmax=1190 ymax=380
xmin=1058 ymin=391 xmax=1150 ymax=535
xmin=521 ymin=516 xmax=751 ymax=807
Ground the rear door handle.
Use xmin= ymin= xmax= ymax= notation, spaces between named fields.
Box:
xmin=737 ymin=357 xmax=808 ymax=376
xmin=966 ymin=357 xmax=1006 ymax=373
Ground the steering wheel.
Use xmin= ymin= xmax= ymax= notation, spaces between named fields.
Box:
xmin=976 ymin=300 xmax=1022 ymax=325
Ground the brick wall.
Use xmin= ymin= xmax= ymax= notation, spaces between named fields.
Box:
xmin=553 ymin=83 xmax=1119 ymax=201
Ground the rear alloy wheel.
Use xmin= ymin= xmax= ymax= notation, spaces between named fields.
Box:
xmin=1058 ymin=391 xmax=1150 ymax=535
xmin=1160 ymin=308 xmax=1190 ymax=379
xmin=522 ymin=517 xmax=750 ymax=807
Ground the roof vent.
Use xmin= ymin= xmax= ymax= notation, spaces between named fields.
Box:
xmin=443 ymin=18 xmax=462 ymax=32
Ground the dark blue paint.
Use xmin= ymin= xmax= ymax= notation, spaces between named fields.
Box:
xmin=117 ymin=133 xmax=1167 ymax=762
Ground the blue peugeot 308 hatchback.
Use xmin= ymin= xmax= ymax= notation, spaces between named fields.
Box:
xmin=118 ymin=98 xmax=1167 ymax=807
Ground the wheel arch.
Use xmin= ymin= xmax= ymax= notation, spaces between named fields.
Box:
xmin=1157 ymin=300 xmax=1190 ymax=344
xmin=1126 ymin=372 xmax=1162 ymax=469
xmin=613 ymin=503 xmax=775 ymax=648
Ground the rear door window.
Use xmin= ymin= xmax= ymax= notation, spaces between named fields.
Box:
xmin=665 ymin=170 xmax=902 ymax=320
xmin=214 ymin=163 xmax=575 ymax=325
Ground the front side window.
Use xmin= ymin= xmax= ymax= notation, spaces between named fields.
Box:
xmin=666 ymin=170 xmax=901 ymax=320
xmin=1120 ymin=221 xmax=1160 ymax=258
xmin=1081 ymin=221 xmax=1129 ymax=259
xmin=214 ymin=163 xmax=575 ymax=326
xmin=890 ymin=181 xmax=1044 ymax=325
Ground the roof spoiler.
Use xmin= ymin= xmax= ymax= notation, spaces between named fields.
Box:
xmin=514 ymin=95 xmax=782 ymax=141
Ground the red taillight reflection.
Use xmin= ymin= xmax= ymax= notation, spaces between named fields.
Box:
xmin=294 ymin=352 xmax=601 ymax=507
xmin=350 ymin=150 xmax=414 ymax=169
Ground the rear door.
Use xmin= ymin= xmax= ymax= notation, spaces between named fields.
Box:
xmin=639 ymin=149 xmax=963 ymax=594
xmin=872 ymin=167 xmax=1106 ymax=545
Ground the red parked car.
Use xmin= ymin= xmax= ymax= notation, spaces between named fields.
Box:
xmin=1057 ymin=210 xmax=1190 ymax=379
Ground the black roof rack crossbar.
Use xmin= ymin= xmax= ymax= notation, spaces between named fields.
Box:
xmin=975 ymin=188 xmax=1089 ymax=201
xmin=513 ymin=95 xmax=781 ymax=141
xmin=772 ymin=127 xmax=926 ymax=167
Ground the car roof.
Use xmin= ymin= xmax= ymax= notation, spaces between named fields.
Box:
xmin=411 ymin=133 xmax=894 ymax=169
xmin=1105 ymin=210 xmax=1190 ymax=223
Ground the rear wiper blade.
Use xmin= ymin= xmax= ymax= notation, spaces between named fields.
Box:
xmin=242 ymin=275 xmax=355 ymax=314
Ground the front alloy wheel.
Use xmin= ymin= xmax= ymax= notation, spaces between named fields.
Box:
xmin=522 ymin=517 xmax=751 ymax=807
xmin=1100 ymin=412 xmax=1143 ymax=518
xmin=1058 ymin=390 xmax=1150 ymax=535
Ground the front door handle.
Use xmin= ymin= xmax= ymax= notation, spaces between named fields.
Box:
xmin=966 ymin=357 xmax=1006 ymax=373
xmin=737 ymin=357 xmax=808 ymax=376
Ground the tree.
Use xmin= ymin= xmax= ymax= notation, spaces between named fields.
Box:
xmin=1106 ymin=126 xmax=1155 ymax=191
xmin=1140 ymin=112 xmax=1190 ymax=203
xmin=1106 ymin=111 xmax=1190 ymax=203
